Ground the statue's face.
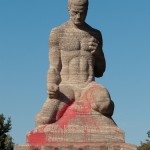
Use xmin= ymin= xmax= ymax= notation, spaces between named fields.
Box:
xmin=69 ymin=1 xmax=88 ymax=25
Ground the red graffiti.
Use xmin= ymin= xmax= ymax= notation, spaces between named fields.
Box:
xmin=55 ymin=100 xmax=74 ymax=120
xmin=27 ymin=82 xmax=103 ymax=146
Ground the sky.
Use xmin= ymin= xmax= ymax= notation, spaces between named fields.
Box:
xmin=0 ymin=0 xmax=150 ymax=146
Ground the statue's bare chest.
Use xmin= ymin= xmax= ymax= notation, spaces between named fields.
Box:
xmin=59 ymin=29 xmax=91 ymax=51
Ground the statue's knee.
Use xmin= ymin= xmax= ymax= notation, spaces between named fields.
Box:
xmin=59 ymin=85 xmax=75 ymax=102
xmin=90 ymin=85 xmax=114 ymax=117
xmin=95 ymin=87 xmax=112 ymax=103
xmin=92 ymin=98 xmax=114 ymax=117
xmin=99 ymin=87 xmax=111 ymax=99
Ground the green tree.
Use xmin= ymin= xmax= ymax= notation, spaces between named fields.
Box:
xmin=0 ymin=114 xmax=14 ymax=150
xmin=138 ymin=130 xmax=150 ymax=150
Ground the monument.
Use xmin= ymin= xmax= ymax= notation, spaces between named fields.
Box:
xmin=15 ymin=0 xmax=137 ymax=149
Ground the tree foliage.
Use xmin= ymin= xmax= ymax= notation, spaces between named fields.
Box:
xmin=138 ymin=130 xmax=150 ymax=150
xmin=0 ymin=114 xmax=14 ymax=150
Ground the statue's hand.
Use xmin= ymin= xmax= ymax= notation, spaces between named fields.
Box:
xmin=88 ymin=37 xmax=99 ymax=55
xmin=47 ymin=83 xmax=59 ymax=99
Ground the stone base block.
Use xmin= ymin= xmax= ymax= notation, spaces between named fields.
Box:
xmin=14 ymin=142 xmax=137 ymax=150
xmin=26 ymin=113 xmax=125 ymax=145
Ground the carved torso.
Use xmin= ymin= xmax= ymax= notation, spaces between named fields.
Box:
xmin=58 ymin=21 xmax=99 ymax=86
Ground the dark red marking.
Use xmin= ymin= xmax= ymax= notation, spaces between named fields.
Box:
xmin=27 ymin=82 xmax=102 ymax=146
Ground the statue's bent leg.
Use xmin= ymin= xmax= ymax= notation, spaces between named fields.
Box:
xmin=81 ymin=82 xmax=114 ymax=117
xmin=55 ymin=85 xmax=75 ymax=121
xmin=35 ymin=85 xmax=75 ymax=127
xmin=92 ymin=86 xmax=114 ymax=117
xmin=35 ymin=98 xmax=60 ymax=127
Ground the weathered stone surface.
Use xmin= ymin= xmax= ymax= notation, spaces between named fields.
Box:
xmin=26 ymin=82 xmax=124 ymax=146
xmin=15 ymin=0 xmax=137 ymax=149
xmin=27 ymin=115 xmax=124 ymax=144
xmin=35 ymin=0 xmax=111 ymax=128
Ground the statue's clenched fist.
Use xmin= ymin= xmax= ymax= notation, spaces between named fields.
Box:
xmin=88 ymin=37 xmax=99 ymax=54
xmin=47 ymin=83 xmax=59 ymax=99
xmin=81 ymin=37 xmax=99 ymax=55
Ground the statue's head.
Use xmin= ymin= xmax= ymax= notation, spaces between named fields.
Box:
xmin=68 ymin=0 xmax=89 ymax=26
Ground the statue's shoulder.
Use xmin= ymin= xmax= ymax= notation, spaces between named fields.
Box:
xmin=85 ymin=23 xmax=102 ymax=42
xmin=86 ymin=23 xmax=102 ymax=36
xmin=49 ymin=21 xmax=70 ymax=42
xmin=51 ymin=21 xmax=70 ymax=34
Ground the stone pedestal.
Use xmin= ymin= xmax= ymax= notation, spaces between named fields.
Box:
xmin=14 ymin=106 xmax=137 ymax=150
xmin=15 ymin=143 xmax=137 ymax=150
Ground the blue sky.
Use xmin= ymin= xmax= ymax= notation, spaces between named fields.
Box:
xmin=0 ymin=0 xmax=150 ymax=146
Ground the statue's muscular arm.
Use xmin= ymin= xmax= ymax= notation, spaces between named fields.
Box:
xmin=93 ymin=31 xmax=106 ymax=77
xmin=47 ymin=28 xmax=62 ymax=98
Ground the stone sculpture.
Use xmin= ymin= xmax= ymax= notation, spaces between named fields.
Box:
xmin=35 ymin=0 xmax=114 ymax=127
xmin=14 ymin=0 xmax=137 ymax=149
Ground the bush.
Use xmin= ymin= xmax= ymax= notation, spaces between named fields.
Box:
xmin=0 ymin=114 xmax=14 ymax=150
xmin=138 ymin=131 xmax=150 ymax=150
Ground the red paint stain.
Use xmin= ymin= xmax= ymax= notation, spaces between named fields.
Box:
xmin=56 ymin=82 xmax=101 ymax=129
xmin=55 ymin=100 xmax=74 ymax=119
xmin=27 ymin=82 xmax=102 ymax=146
xmin=27 ymin=125 xmax=48 ymax=146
